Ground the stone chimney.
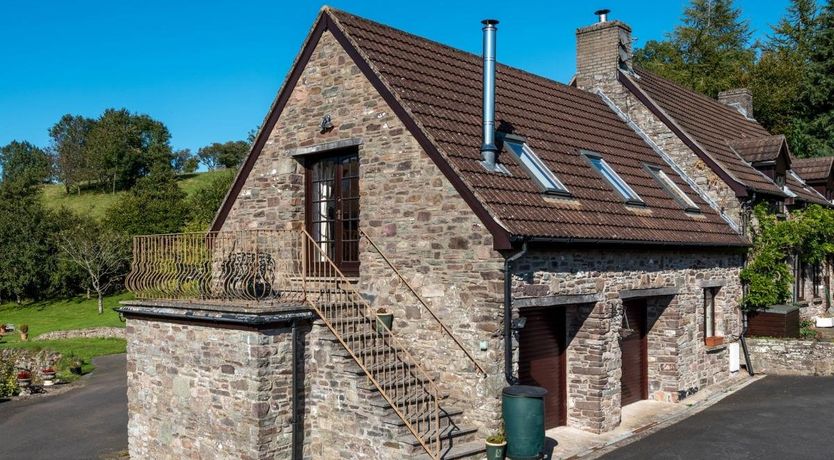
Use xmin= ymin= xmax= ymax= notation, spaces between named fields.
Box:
xmin=575 ymin=11 xmax=633 ymax=92
xmin=718 ymin=88 xmax=754 ymax=119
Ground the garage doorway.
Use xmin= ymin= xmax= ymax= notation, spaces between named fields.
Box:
xmin=518 ymin=307 xmax=567 ymax=429
xmin=620 ymin=298 xmax=648 ymax=406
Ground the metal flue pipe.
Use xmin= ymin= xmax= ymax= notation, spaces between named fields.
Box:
xmin=480 ymin=19 xmax=499 ymax=171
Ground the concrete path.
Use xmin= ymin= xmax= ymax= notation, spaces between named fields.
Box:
xmin=599 ymin=376 xmax=834 ymax=460
xmin=0 ymin=354 xmax=128 ymax=460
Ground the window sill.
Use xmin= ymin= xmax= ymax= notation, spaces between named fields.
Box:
xmin=704 ymin=336 xmax=724 ymax=348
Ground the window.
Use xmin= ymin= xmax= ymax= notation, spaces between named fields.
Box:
xmin=646 ymin=165 xmax=700 ymax=212
xmin=504 ymin=139 xmax=569 ymax=195
xmin=704 ymin=287 xmax=720 ymax=341
xmin=582 ymin=151 xmax=643 ymax=204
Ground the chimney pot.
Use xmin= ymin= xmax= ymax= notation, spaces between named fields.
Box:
xmin=594 ymin=9 xmax=611 ymax=23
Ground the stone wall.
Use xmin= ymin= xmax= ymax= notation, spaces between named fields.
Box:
xmin=125 ymin=318 xmax=295 ymax=460
xmin=0 ymin=348 xmax=62 ymax=385
xmin=514 ymin=248 xmax=743 ymax=433
xmin=219 ymin=30 xmax=506 ymax=435
xmin=747 ymin=337 xmax=834 ymax=376
xmin=36 ymin=327 xmax=125 ymax=341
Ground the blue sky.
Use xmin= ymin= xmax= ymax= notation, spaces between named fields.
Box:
xmin=0 ymin=0 xmax=793 ymax=154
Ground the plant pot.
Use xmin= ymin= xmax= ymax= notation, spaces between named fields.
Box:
xmin=816 ymin=317 xmax=834 ymax=328
xmin=485 ymin=440 xmax=507 ymax=460
xmin=70 ymin=366 xmax=82 ymax=375
xmin=705 ymin=336 xmax=724 ymax=347
xmin=19 ymin=332 xmax=28 ymax=341
xmin=376 ymin=313 xmax=394 ymax=334
xmin=17 ymin=378 xmax=31 ymax=388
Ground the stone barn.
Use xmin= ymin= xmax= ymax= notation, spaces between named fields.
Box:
xmin=120 ymin=7 xmax=751 ymax=459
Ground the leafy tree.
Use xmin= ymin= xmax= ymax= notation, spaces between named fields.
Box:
xmin=105 ymin=166 xmax=188 ymax=236
xmin=635 ymin=0 xmax=755 ymax=97
xmin=0 ymin=141 xmax=51 ymax=187
xmin=84 ymin=108 xmax=174 ymax=192
xmin=198 ymin=141 xmax=249 ymax=170
xmin=57 ymin=214 xmax=129 ymax=314
xmin=183 ymin=169 xmax=235 ymax=231
xmin=183 ymin=156 xmax=200 ymax=174
xmin=0 ymin=184 xmax=52 ymax=303
xmin=49 ymin=114 xmax=96 ymax=194
xmin=172 ymin=148 xmax=194 ymax=174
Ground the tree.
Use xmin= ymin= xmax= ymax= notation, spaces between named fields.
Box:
xmin=57 ymin=215 xmax=129 ymax=314
xmin=198 ymin=141 xmax=249 ymax=170
xmin=84 ymin=108 xmax=174 ymax=192
xmin=184 ymin=169 xmax=235 ymax=231
xmin=172 ymin=148 xmax=194 ymax=174
xmin=49 ymin=114 xmax=96 ymax=194
xmin=183 ymin=156 xmax=200 ymax=174
xmin=0 ymin=141 xmax=51 ymax=187
xmin=635 ymin=0 xmax=755 ymax=97
xmin=0 ymin=183 xmax=52 ymax=303
xmin=105 ymin=166 xmax=188 ymax=236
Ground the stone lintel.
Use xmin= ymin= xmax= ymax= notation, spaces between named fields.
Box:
xmin=620 ymin=286 xmax=679 ymax=299
xmin=118 ymin=301 xmax=315 ymax=330
xmin=289 ymin=138 xmax=363 ymax=157
xmin=515 ymin=293 xmax=603 ymax=309
xmin=698 ymin=279 xmax=728 ymax=288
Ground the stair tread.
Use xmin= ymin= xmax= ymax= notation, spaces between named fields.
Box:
xmin=397 ymin=424 xmax=479 ymax=446
xmin=382 ymin=407 xmax=463 ymax=426
xmin=413 ymin=439 xmax=486 ymax=460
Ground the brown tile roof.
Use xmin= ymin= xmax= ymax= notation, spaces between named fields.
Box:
xmin=729 ymin=136 xmax=787 ymax=164
xmin=786 ymin=171 xmax=830 ymax=205
xmin=326 ymin=9 xmax=746 ymax=246
xmin=631 ymin=69 xmax=785 ymax=197
xmin=792 ymin=157 xmax=834 ymax=182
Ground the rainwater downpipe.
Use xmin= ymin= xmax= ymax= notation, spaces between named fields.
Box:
xmin=291 ymin=319 xmax=302 ymax=459
xmin=504 ymin=241 xmax=528 ymax=384
xmin=740 ymin=206 xmax=754 ymax=376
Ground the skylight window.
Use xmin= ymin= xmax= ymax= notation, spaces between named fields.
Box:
xmin=582 ymin=151 xmax=643 ymax=204
xmin=646 ymin=165 xmax=701 ymax=213
xmin=504 ymin=139 xmax=569 ymax=195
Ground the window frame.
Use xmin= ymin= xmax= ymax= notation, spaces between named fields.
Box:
xmin=503 ymin=135 xmax=571 ymax=196
xmin=644 ymin=164 xmax=701 ymax=213
xmin=581 ymin=150 xmax=644 ymax=206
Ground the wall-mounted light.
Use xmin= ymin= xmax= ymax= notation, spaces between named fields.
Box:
xmin=320 ymin=114 xmax=334 ymax=133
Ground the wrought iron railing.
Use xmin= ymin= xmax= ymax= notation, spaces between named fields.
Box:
xmin=125 ymin=230 xmax=443 ymax=458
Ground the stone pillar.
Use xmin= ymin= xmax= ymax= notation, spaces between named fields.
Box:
xmin=120 ymin=302 xmax=314 ymax=460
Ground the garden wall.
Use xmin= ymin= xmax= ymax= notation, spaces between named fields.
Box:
xmin=36 ymin=327 xmax=125 ymax=341
xmin=747 ymin=337 xmax=834 ymax=376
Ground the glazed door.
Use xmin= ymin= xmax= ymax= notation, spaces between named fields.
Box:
xmin=306 ymin=151 xmax=360 ymax=276
xmin=518 ymin=307 xmax=567 ymax=429
xmin=620 ymin=298 xmax=648 ymax=406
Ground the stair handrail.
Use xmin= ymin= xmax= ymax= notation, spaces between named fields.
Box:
xmin=300 ymin=230 xmax=442 ymax=459
xmin=359 ymin=229 xmax=487 ymax=376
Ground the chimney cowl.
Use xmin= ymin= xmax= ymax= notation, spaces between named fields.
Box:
xmin=594 ymin=8 xmax=611 ymax=23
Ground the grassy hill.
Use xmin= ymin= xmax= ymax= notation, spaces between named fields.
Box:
xmin=41 ymin=170 xmax=231 ymax=219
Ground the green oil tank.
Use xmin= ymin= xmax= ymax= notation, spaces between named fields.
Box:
xmin=502 ymin=385 xmax=547 ymax=460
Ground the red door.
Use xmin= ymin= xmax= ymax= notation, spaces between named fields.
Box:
xmin=620 ymin=299 xmax=647 ymax=406
xmin=518 ymin=307 xmax=567 ymax=429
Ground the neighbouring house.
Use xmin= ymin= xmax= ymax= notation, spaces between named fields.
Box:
xmin=793 ymin=156 xmax=834 ymax=204
xmin=120 ymin=7 xmax=753 ymax=459
xmin=571 ymin=11 xmax=832 ymax=318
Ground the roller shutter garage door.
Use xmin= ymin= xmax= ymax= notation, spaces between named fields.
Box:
xmin=620 ymin=299 xmax=647 ymax=406
xmin=518 ymin=307 xmax=567 ymax=429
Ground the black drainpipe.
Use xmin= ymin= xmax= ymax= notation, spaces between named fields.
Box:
xmin=739 ymin=220 xmax=755 ymax=377
xmin=504 ymin=241 xmax=528 ymax=384
xmin=291 ymin=319 xmax=302 ymax=459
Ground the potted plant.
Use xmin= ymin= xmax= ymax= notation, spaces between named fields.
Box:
xmin=19 ymin=324 xmax=29 ymax=341
xmin=816 ymin=312 xmax=834 ymax=328
xmin=16 ymin=370 xmax=31 ymax=388
xmin=375 ymin=307 xmax=394 ymax=334
xmin=41 ymin=367 xmax=56 ymax=386
xmin=485 ymin=432 xmax=507 ymax=460
xmin=70 ymin=358 xmax=83 ymax=375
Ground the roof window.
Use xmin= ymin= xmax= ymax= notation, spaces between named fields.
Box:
xmin=504 ymin=138 xmax=569 ymax=195
xmin=582 ymin=151 xmax=644 ymax=205
xmin=646 ymin=165 xmax=700 ymax=213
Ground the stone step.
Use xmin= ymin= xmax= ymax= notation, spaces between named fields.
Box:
xmin=398 ymin=423 xmax=480 ymax=454
xmin=413 ymin=439 xmax=486 ymax=460
xmin=358 ymin=373 xmax=428 ymax=392
xmin=382 ymin=407 xmax=463 ymax=427
xmin=348 ymin=360 xmax=416 ymax=376
xmin=333 ymin=343 xmax=402 ymax=359
xmin=368 ymin=389 xmax=447 ymax=409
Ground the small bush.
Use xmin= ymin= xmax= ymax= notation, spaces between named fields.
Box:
xmin=0 ymin=359 xmax=18 ymax=397
xmin=486 ymin=432 xmax=505 ymax=444
xmin=800 ymin=319 xmax=817 ymax=339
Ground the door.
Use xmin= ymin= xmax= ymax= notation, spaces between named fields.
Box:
xmin=306 ymin=151 xmax=360 ymax=276
xmin=620 ymin=299 xmax=647 ymax=406
xmin=518 ymin=307 xmax=567 ymax=429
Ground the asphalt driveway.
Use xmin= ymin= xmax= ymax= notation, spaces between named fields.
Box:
xmin=0 ymin=354 xmax=128 ymax=460
xmin=600 ymin=375 xmax=834 ymax=460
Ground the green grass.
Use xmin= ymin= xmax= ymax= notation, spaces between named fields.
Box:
xmin=0 ymin=293 xmax=130 ymax=378
xmin=41 ymin=170 xmax=230 ymax=219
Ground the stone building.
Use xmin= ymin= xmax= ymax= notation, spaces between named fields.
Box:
xmin=572 ymin=13 xmax=832 ymax=316
xmin=121 ymin=8 xmax=754 ymax=459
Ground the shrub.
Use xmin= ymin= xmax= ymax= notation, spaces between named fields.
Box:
xmin=0 ymin=359 xmax=18 ymax=397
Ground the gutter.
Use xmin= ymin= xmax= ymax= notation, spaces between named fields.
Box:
xmin=504 ymin=241 xmax=528 ymax=384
